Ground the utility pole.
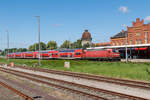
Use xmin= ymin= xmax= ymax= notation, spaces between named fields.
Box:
xmin=6 ymin=30 xmax=9 ymax=64
xmin=125 ymin=33 xmax=128 ymax=63
xmin=122 ymin=24 xmax=128 ymax=63
xmin=35 ymin=16 xmax=41 ymax=66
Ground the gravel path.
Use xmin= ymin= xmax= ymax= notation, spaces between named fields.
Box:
xmin=0 ymin=72 xmax=70 ymax=100
xmin=0 ymin=83 xmax=24 ymax=100
xmin=0 ymin=70 xmax=84 ymax=100
xmin=1 ymin=65 xmax=150 ymax=99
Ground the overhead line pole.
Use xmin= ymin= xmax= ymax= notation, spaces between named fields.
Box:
xmin=35 ymin=16 xmax=41 ymax=66
xmin=122 ymin=24 xmax=128 ymax=63
xmin=125 ymin=33 xmax=128 ymax=63
xmin=6 ymin=30 xmax=9 ymax=64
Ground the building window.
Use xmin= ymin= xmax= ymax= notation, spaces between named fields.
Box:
xmin=135 ymin=33 xmax=141 ymax=36
xmin=121 ymin=41 xmax=123 ymax=45
xmin=145 ymin=32 xmax=148 ymax=44
xmin=117 ymin=42 xmax=119 ymax=46
xmin=129 ymin=34 xmax=132 ymax=39
xmin=139 ymin=39 xmax=142 ymax=44
xmin=136 ymin=39 xmax=142 ymax=44
xmin=136 ymin=39 xmax=138 ymax=44
xmin=113 ymin=42 xmax=115 ymax=46
xmin=129 ymin=40 xmax=132 ymax=45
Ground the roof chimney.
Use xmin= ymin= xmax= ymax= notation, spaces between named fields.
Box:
xmin=136 ymin=18 xmax=140 ymax=22
xmin=122 ymin=29 xmax=125 ymax=33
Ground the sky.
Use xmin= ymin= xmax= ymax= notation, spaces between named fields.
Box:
xmin=0 ymin=0 xmax=150 ymax=50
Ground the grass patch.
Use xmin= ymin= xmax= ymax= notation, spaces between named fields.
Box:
xmin=1 ymin=58 xmax=150 ymax=82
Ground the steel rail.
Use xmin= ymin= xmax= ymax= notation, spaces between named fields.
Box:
xmin=0 ymin=67 xmax=147 ymax=100
xmin=16 ymin=65 xmax=150 ymax=90
xmin=0 ymin=80 xmax=34 ymax=100
xmin=0 ymin=68 xmax=108 ymax=100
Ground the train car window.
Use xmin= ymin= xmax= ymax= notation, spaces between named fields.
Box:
xmin=87 ymin=49 xmax=105 ymax=51
xmin=59 ymin=49 xmax=75 ymax=52
xmin=75 ymin=52 xmax=81 ymax=55
xmin=40 ymin=51 xmax=49 ymax=53
xmin=16 ymin=52 xmax=21 ymax=54
xmin=112 ymin=49 xmax=119 ymax=53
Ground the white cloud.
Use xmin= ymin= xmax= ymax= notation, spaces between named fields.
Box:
xmin=119 ymin=6 xmax=129 ymax=13
xmin=145 ymin=16 xmax=150 ymax=22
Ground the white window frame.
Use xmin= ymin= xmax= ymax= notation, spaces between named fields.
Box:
xmin=145 ymin=32 xmax=148 ymax=44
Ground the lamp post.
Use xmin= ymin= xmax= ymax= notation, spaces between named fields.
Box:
xmin=35 ymin=16 xmax=41 ymax=66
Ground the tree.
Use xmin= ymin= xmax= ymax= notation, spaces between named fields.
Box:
xmin=28 ymin=42 xmax=46 ymax=51
xmin=29 ymin=45 xmax=34 ymax=51
xmin=39 ymin=42 xmax=47 ymax=50
xmin=47 ymin=41 xmax=57 ymax=50
xmin=60 ymin=40 xmax=71 ymax=49
xmin=0 ymin=50 xmax=2 ymax=55
xmin=91 ymin=43 xmax=96 ymax=47
xmin=82 ymin=43 xmax=90 ymax=49
xmin=70 ymin=39 xmax=82 ymax=49
xmin=32 ymin=43 xmax=39 ymax=51
xmin=17 ymin=48 xmax=27 ymax=52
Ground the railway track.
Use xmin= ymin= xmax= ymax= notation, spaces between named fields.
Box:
xmin=16 ymin=65 xmax=150 ymax=90
xmin=0 ymin=67 xmax=147 ymax=100
xmin=0 ymin=80 xmax=34 ymax=100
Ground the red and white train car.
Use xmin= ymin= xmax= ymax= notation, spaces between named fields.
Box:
xmin=7 ymin=48 xmax=120 ymax=60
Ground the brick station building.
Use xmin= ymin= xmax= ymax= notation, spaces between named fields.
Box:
xmin=110 ymin=18 xmax=150 ymax=46
xmin=109 ymin=18 xmax=150 ymax=58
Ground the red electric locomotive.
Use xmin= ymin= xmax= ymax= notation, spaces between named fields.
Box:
xmin=82 ymin=49 xmax=120 ymax=60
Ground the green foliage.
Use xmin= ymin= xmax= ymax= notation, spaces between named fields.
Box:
xmin=0 ymin=58 xmax=150 ymax=81
xmin=60 ymin=39 xmax=82 ymax=49
xmin=60 ymin=40 xmax=71 ymax=49
xmin=16 ymin=48 xmax=27 ymax=52
xmin=47 ymin=41 xmax=57 ymax=50
xmin=91 ymin=43 xmax=96 ymax=47
xmin=70 ymin=39 xmax=82 ymax=49
xmin=0 ymin=48 xmax=27 ymax=56
xmin=146 ymin=68 xmax=150 ymax=76
xmin=29 ymin=42 xmax=46 ymax=51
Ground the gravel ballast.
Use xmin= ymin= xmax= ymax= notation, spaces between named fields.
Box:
xmin=1 ymin=65 xmax=150 ymax=99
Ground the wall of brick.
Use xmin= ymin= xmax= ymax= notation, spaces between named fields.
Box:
xmin=110 ymin=18 xmax=150 ymax=46
xmin=110 ymin=38 xmax=126 ymax=46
